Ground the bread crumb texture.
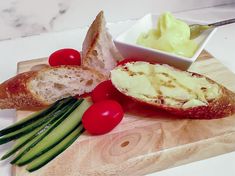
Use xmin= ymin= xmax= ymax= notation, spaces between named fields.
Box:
xmin=30 ymin=67 xmax=103 ymax=103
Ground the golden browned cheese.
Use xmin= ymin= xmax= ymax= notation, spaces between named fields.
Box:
xmin=111 ymin=62 xmax=235 ymax=119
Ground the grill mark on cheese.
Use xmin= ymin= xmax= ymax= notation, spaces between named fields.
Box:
xmin=124 ymin=64 xmax=205 ymax=105
xmin=157 ymin=72 xmax=203 ymax=102
xmin=160 ymin=73 xmax=192 ymax=92
xmin=148 ymin=65 xmax=162 ymax=96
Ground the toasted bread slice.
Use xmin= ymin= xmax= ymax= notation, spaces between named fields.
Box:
xmin=111 ymin=62 xmax=235 ymax=119
xmin=82 ymin=11 xmax=123 ymax=76
xmin=0 ymin=66 xmax=105 ymax=110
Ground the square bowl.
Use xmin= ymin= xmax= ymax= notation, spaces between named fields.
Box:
xmin=114 ymin=13 xmax=217 ymax=70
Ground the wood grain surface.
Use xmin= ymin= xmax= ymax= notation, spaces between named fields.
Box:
xmin=14 ymin=52 xmax=235 ymax=176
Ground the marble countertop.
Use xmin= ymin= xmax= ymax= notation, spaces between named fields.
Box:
xmin=0 ymin=3 xmax=235 ymax=176
xmin=0 ymin=0 xmax=234 ymax=41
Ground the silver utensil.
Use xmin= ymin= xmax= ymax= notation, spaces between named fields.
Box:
xmin=190 ymin=18 xmax=235 ymax=39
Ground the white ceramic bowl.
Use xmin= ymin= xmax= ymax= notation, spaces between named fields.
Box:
xmin=114 ymin=13 xmax=217 ymax=70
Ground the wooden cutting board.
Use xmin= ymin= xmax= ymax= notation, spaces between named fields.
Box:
xmin=14 ymin=52 xmax=235 ymax=176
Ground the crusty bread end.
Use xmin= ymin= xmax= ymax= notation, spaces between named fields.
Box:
xmin=0 ymin=66 xmax=105 ymax=110
xmin=82 ymin=11 xmax=123 ymax=76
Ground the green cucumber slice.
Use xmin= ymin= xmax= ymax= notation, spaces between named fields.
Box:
xmin=0 ymin=97 xmax=76 ymax=145
xmin=11 ymin=99 xmax=84 ymax=165
xmin=0 ymin=110 xmax=43 ymax=135
xmin=1 ymin=97 xmax=75 ymax=160
xmin=26 ymin=125 xmax=84 ymax=172
xmin=15 ymin=98 xmax=91 ymax=166
xmin=1 ymin=125 xmax=42 ymax=160
xmin=0 ymin=97 xmax=65 ymax=136
xmin=11 ymin=129 xmax=46 ymax=164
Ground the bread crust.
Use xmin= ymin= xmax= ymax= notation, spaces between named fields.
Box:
xmin=0 ymin=65 xmax=105 ymax=110
xmin=0 ymin=71 xmax=47 ymax=110
xmin=82 ymin=11 xmax=123 ymax=76
xmin=82 ymin=11 xmax=103 ymax=59
xmin=111 ymin=63 xmax=235 ymax=119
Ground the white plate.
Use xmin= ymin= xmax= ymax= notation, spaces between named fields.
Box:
xmin=114 ymin=13 xmax=217 ymax=70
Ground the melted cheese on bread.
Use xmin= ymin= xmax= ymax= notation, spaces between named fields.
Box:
xmin=111 ymin=62 xmax=220 ymax=109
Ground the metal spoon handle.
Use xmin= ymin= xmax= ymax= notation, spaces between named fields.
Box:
xmin=209 ymin=18 xmax=235 ymax=27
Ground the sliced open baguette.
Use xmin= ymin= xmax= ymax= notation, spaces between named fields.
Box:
xmin=82 ymin=11 xmax=123 ymax=76
xmin=111 ymin=62 xmax=235 ymax=119
xmin=0 ymin=66 xmax=105 ymax=109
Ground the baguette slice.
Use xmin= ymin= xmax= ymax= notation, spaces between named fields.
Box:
xmin=111 ymin=61 xmax=235 ymax=119
xmin=82 ymin=11 xmax=123 ymax=76
xmin=0 ymin=66 xmax=105 ymax=110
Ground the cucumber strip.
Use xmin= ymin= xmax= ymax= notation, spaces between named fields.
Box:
xmin=1 ymin=97 xmax=75 ymax=160
xmin=11 ymin=130 xmax=46 ymax=164
xmin=26 ymin=125 xmax=84 ymax=172
xmin=10 ymin=99 xmax=81 ymax=164
xmin=15 ymin=99 xmax=91 ymax=166
xmin=0 ymin=110 xmax=43 ymax=136
xmin=1 ymin=125 xmax=42 ymax=160
xmin=11 ymin=99 xmax=84 ymax=165
xmin=0 ymin=97 xmax=66 ymax=136
xmin=0 ymin=97 xmax=76 ymax=145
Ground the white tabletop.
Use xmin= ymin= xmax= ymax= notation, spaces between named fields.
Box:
xmin=0 ymin=4 xmax=235 ymax=176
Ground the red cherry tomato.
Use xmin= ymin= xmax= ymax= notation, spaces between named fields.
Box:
xmin=48 ymin=48 xmax=81 ymax=66
xmin=91 ymin=80 xmax=123 ymax=103
xmin=82 ymin=100 xmax=124 ymax=135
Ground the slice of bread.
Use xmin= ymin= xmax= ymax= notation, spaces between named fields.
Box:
xmin=111 ymin=62 xmax=235 ymax=119
xmin=82 ymin=11 xmax=123 ymax=76
xmin=0 ymin=66 xmax=105 ymax=109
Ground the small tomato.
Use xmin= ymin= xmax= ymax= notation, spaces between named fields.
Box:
xmin=82 ymin=100 xmax=124 ymax=135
